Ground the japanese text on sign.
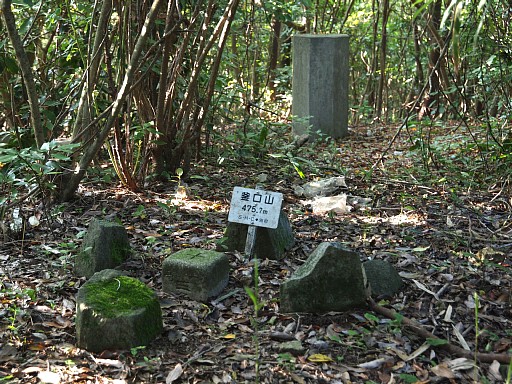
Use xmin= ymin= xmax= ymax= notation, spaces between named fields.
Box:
xmin=228 ymin=187 xmax=283 ymax=229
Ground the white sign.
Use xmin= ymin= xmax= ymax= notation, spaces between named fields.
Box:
xmin=228 ymin=187 xmax=283 ymax=229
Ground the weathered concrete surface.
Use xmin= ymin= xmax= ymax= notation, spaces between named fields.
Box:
xmin=292 ymin=34 xmax=349 ymax=139
xmin=216 ymin=211 xmax=294 ymax=260
xmin=74 ymin=219 xmax=130 ymax=278
xmin=363 ymin=259 xmax=403 ymax=298
xmin=162 ymin=248 xmax=229 ymax=301
xmin=280 ymin=242 xmax=368 ymax=313
xmin=75 ymin=269 xmax=163 ymax=353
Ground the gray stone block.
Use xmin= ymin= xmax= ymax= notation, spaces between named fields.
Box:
xmin=75 ymin=269 xmax=163 ymax=353
xmin=162 ymin=248 xmax=229 ymax=301
xmin=216 ymin=210 xmax=294 ymax=260
xmin=280 ymin=242 xmax=368 ymax=313
xmin=292 ymin=34 xmax=349 ymax=139
xmin=363 ymin=259 xmax=403 ymax=298
xmin=74 ymin=219 xmax=130 ymax=278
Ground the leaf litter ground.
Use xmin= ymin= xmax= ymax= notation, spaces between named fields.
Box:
xmin=0 ymin=123 xmax=511 ymax=383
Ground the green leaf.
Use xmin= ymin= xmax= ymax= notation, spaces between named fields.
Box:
xmin=51 ymin=153 xmax=70 ymax=161
xmin=364 ymin=312 xmax=380 ymax=324
xmin=0 ymin=151 xmax=18 ymax=163
xmin=426 ymin=337 xmax=449 ymax=346
xmin=398 ymin=374 xmax=419 ymax=383
xmin=244 ymin=286 xmax=257 ymax=305
xmin=156 ymin=202 xmax=169 ymax=209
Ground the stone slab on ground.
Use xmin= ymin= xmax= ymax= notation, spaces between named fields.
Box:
xmin=74 ymin=219 xmax=130 ymax=278
xmin=75 ymin=269 xmax=163 ymax=353
xmin=216 ymin=210 xmax=294 ymax=260
xmin=162 ymin=248 xmax=229 ymax=302
xmin=363 ymin=259 xmax=403 ymax=298
xmin=280 ymin=242 xmax=368 ymax=313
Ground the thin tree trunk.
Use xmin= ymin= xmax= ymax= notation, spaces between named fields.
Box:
xmin=268 ymin=17 xmax=281 ymax=101
xmin=153 ymin=0 xmax=178 ymax=176
xmin=376 ymin=0 xmax=390 ymax=119
xmin=71 ymin=0 xmax=112 ymax=141
xmin=1 ymin=0 xmax=44 ymax=148
xmin=359 ymin=0 xmax=379 ymax=116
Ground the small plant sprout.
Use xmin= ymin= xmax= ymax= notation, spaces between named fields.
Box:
xmin=174 ymin=167 xmax=188 ymax=199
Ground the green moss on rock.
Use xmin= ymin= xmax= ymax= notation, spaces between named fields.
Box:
xmin=82 ymin=275 xmax=157 ymax=318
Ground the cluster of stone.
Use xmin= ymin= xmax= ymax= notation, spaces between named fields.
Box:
xmin=74 ymin=214 xmax=402 ymax=353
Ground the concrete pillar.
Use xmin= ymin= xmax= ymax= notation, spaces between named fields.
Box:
xmin=292 ymin=34 xmax=349 ymax=139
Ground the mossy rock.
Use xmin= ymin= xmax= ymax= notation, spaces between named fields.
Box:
xmin=74 ymin=219 xmax=131 ymax=278
xmin=363 ymin=259 xmax=403 ymax=298
xmin=76 ymin=269 xmax=163 ymax=353
xmin=280 ymin=242 xmax=368 ymax=313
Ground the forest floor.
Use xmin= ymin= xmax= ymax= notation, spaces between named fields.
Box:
xmin=1 ymin=122 xmax=511 ymax=383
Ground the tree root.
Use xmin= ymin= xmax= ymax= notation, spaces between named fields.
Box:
xmin=368 ymin=298 xmax=512 ymax=364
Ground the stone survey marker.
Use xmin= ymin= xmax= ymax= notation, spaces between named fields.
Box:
xmin=292 ymin=34 xmax=349 ymax=139
xmin=162 ymin=248 xmax=230 ymax=301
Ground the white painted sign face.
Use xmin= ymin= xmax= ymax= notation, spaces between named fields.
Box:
xmin=228 ymin=187 xmax=283 ymax=229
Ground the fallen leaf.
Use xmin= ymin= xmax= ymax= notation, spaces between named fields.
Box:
xmin=443 ymin=304 xmax=453 ymax=322
xmin=431 ymin=363 xmax=456 ymax=378
xmin=221 ymin=333 xmax=236 ymax=339
xmin=358 ymin=357 xmax=393 ymax=369
xmin=308 ymin=353 xmax=333 ymax=363
xmin=405 ymin=342 xmax=430 ymax=361
xmin=488 ymin=360 xmax=503 ymax=381
xmin=446 ymin=357 xmax=475 ymax=371
xmin=452 ymin=324 xmax=470 ymax=350
xmin=166 ymin=363 xmax=184 ymax=384
xmin=412 ymin=279 xmax=439 ymax=299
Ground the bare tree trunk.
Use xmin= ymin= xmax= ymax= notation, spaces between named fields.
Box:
xmin=376 ymin=0 xmax=390 ymax=119
xmin=0 ymin=0 xmax=44 ymax=148
xmin=71 ymin=0 xmax=112 ymax=142
xmin=153 ymin=0 xmax=179 ymax=176
xmin=359 ymin=0 xmax=379 ymax=117
xmin=418 ymin=0 xmax=451 ymax=120
xmin=268 ymin=17 xmax=281 ymax=101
